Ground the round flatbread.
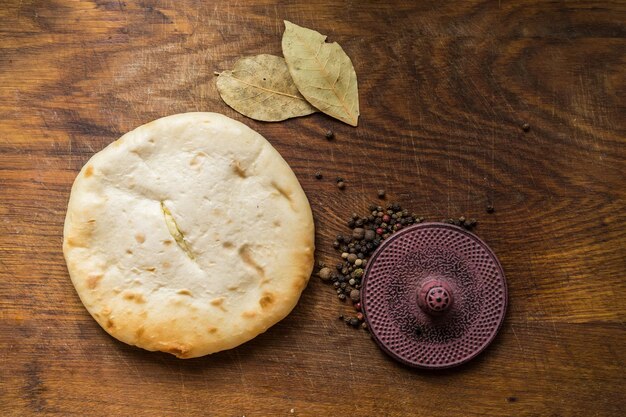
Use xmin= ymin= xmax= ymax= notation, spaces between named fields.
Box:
xmin=63 ymin=112 xmax=314 ymax=358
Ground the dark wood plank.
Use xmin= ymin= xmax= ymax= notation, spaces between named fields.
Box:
xmin=1 ymin=1 xmax=625 ymax=416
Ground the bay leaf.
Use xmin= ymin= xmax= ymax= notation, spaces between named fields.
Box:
xmin=281 ymin=21 xmax=359 ymax=127
xmin=215 ymin=54 xmax=317 ymax=122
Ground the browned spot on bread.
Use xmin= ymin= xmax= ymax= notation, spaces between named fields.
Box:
xmin=144 ymin=267 xmax=156 ymax=272
xmin=231 ymin=160 xmax=248 ymax=178
xmin=210 ymin=298 xmax=226 ymax=311
xmin=273 ymin=220 xmax=281 ymax=227
xmin=123 ymin=292 xmax=145 ymax=303
xmin=162 ymin=240 xmax=173 ymax=246
xmin=135 ymin=327 xmax=145 ymax=338
xmin=65 ymin=237 xmax=87 ymax=248
xmin=126 ymin=249 xmax=133 ymax=254
xmin=177 ymin=289 xmax=192 ymax=296
xmin=227 ymin=285 xmax=239 ymax=291
xmin=259 ymin=292 xmax=274 ymax=309
xmin=135 ymin=233 xmax=145 ymax=243
xmin=242 ymin=311 xmax=256 ymax=319
xmin=106 ymin=318 xmax=114 ymax=329
xmin=222 ymin=241 xmax=234 ymax=249
xmin=190 ymin=152 xmax=206 ymax=167
xmin=84 ymin=165 xmax=94 ymax=177
xmin=162 ymin=344 xmax=190 ymax=358
xmin=207 ymin=327 xmax=218 ymax=334
xmin=238 ymin=244 xmax=265 ymax=277
xmin=87 ymin=274 xmax=103 ymax=289
xmin=162 ymin=261 xmax=171 ymax=269
xmin=102 ymin=307 xmax=111 ymax=316
xmin=87 ymin=219 xmax=96 ymax=224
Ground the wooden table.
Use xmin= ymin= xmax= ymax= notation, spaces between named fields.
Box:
xmin=1 ymin=1 xmax=624 ymax=416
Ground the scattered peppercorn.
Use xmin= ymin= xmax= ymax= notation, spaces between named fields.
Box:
xmin=522 ymin=123 xmax=530 ymax=132
xmin=486 ymin=204 xmax=495 ymax=214
xmin=377 ymin=189 xmax=386 ymax=199
xmin=315 ymin=171 xmax=322 ymax=180
xmin=443 ymin=216 xmax=478 ymax=231
xmin=325 ymin=129 xmax=334 ymax=140
xmin=318 ymin=267 xmax=332 ymax=282
xmin=337 ymin=181 xmax=345 ymax=190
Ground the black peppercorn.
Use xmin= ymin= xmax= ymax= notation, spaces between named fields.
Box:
xmin=377 ymin=189 xmax=386 ymax=199
xmin=325 ymin=129 xmax=334 ymax=139
xmin=315 ymin=171 xmax=322 ymax=179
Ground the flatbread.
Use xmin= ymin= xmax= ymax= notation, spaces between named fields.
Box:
xmin=63 ymin=112 xmax=315 ymax=358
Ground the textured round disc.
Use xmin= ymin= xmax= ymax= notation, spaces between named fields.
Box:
xmin=361 ymin=223 xmax=507 ymax=369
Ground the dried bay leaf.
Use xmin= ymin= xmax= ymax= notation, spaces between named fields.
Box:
xmin=282 ymin=21 xmax=359 ymax=127
xmin=216 ymin=54 xmax=317 ymax=122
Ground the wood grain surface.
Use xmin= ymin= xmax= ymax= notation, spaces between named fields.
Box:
xmin=1 ymin=1 xmax=625 ymax=416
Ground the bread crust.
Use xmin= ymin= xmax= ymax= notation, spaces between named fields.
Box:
xmin=63 ymin=112 xmax=314 ymax=358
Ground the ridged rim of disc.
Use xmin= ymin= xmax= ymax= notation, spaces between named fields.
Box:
xmin=362 ymin=223 xmax=507 ymax=369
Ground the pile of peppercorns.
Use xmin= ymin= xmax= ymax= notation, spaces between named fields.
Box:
xmin=317 ymin=203 xmax=426 ymax=329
